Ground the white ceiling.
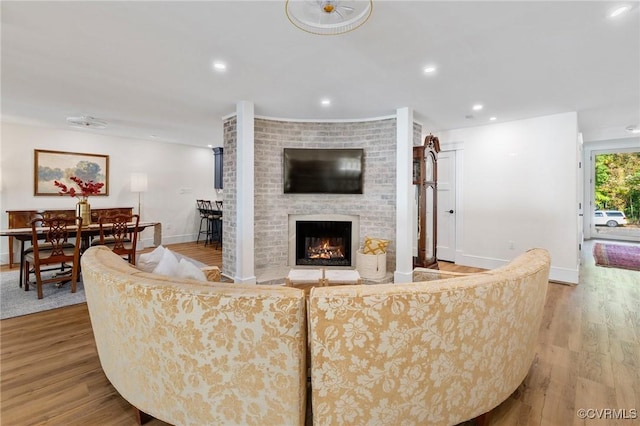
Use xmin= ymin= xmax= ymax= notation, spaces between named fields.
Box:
xmin=2 ymin=1 xmax=639 ymax=147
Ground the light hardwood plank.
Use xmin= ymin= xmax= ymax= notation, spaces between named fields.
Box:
xmin=1 ymin=240 xmax=639 ymax=426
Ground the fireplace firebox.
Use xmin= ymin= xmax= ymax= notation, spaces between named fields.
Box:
xmin=295 ymin=221 xmax=352 ymax=267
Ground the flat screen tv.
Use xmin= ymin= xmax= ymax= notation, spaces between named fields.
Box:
xmin=284 ymin=148 xmax=364 ymax=194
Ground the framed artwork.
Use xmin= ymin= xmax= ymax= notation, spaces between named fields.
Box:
xmin=34 ymin=149 xmax=109 ymax=196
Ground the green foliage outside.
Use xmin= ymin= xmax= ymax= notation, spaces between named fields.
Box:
xmin=595 ymin=152 xmax=640 ymax=223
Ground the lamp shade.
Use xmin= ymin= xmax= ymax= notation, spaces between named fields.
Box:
xmin=130 ymin=173 xmax=148 ymax=192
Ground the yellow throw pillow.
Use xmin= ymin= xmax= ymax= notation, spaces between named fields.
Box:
xmin=363 ymin=236 xmax=390 ymax=255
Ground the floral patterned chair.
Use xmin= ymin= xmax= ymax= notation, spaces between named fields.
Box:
xmin=307 ymin=248 xmax=550 ymax=426
xmin=81 ymin=246 xmax=307 ymax=426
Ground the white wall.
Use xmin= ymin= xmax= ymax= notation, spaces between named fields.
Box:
xmin=0 ymin=122 xmax=220 ymax=264
xmin=438 ymin=112 xmax=580 ymax=283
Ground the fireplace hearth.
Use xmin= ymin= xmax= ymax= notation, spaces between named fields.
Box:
xmin=295 ymin=221 xmax=352 ymax=267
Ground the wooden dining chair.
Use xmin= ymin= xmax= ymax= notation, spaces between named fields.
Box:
xmin=93 ymin=213 xmax=140 ymax=264
xmin=23 ymin=216 xmax=83 ymax=299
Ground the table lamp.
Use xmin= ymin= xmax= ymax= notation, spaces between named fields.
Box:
xmin=130 ymin=172 xmax=148 ymax=218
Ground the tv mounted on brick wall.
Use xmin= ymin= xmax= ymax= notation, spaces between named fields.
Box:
xmin=284 ymin=148 xmax=363 ymax=194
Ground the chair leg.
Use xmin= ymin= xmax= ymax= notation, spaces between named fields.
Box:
xmin=70 ymin=267 xmax=77 ymax=294
xmin=134 ymin=407 xmax=153 ymax=425
xmin=205 ymin=218 xmax=213 ymax=247
xmin=23 ymin=260 xmax=30 ymax=292
xmin=213 ymin=219 xmax=222 ymax=249
xmin=474 ymin=411 xmax=492 ymax=426
xmin=197 ymin=216 xmax=207 ymax=244
xmin=34 ymin=268 xmax=44 ymax=300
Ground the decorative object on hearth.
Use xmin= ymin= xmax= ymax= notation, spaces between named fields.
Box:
xmin=356 ymin=236 xmax=389 ymax=280
xmin=362 ymin=236 xmax=389 ymax=254
xmin=54 ymin=176 xmax=105 ymax=227
xmin=285 ymin=0 xmax=373 ymax=35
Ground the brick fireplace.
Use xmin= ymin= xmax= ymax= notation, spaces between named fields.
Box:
xmin=222 ymin=115 xmax=422 ymax=280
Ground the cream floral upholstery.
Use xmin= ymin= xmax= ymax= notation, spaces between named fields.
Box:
xmin=81 ymin=246 xmax=307 ymax=426
xmin=308 ymin=248 xmax=550 ymax=426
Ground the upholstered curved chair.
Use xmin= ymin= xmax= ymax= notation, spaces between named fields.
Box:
xmin=308 ymin=248 xmax=550 ymax=426
xmin=81 ymin=246 xmax=308 ymax=426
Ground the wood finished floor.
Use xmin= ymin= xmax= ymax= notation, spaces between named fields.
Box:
xmin=1 ymin=240 xmax=639 ymax=425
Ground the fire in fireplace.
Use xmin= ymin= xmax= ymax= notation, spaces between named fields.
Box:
xmin=307 ymin=239 xmax=345 ymax=260
xmin=295 ymin=221 xmax=352 ymax=266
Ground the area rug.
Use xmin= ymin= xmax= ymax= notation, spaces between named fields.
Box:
xmin=0 ymin=270 xmax=86 ymax=320
xmin=593 ymin=243 xmax=640 ymax=271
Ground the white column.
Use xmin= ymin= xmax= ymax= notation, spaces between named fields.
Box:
xmin=234 ymin=101 xmax=256 ymax=284
xmin=394 ymin=107 xmax=414 ymax=283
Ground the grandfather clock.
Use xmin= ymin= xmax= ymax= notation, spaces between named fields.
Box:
xmin=413 ymin=134 xmax=440 ymax=269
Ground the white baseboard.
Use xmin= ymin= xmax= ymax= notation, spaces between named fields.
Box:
xmin=233 ymin=275 xmax=257 ymax=285
xmin=393 ymin=270 xmax=413 ymax=284
xmin=140 ymin=233 xmax=197 ymax=247
xmin=455 ymin=252 xmax=579 ymax=284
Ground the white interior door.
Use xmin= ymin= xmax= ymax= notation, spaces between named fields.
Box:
xmin=577 ymin=134 xmax=584 ymax=255
xmin=437 ymin=151 xmax=456 ymax=261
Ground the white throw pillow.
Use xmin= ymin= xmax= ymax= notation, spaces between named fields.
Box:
xmin=136 ymin=245 xmax=165 ymax=272
xmin=152 ymin=248 xmax=179 ymax=276
xmin=176 ymin=258 xmax=206 ymax=281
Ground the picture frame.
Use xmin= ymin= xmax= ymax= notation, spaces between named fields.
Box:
xmin=34 ymin=149 xmax=109 ymax=196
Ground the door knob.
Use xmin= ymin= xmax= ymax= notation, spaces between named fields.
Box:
xmin=447 ymin=209 xmax=454 ymax=214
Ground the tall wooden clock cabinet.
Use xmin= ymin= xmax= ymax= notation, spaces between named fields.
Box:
xmin=413 ymin=134 xmax=440 ymax=269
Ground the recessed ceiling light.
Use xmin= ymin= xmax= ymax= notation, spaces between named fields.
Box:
xmin=472 ymin=104 xmax=483 ymax=111
xmin=212 ymin=61 xmax=227 ymax=71
xmin=321 ymin=99 xmax=331 ymax=106
xmin=423 ymin=66 xmax=437 ymax=74
xmin=609 ymin=5 xmax=631 ymax=18
xmin=626 ymin=125 xmax=640 ymax=134
xmin=489 ymin=117 xmax=497 ymax=121
xmin=207 ymin=144 xmax=213 ymax=148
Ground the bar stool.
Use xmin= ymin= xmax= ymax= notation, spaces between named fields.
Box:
xmin=196 ymin=200 xmax=211 ymax=244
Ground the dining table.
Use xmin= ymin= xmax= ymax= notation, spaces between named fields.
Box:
xmin=0 ymin=221 xmax=162 ymax=287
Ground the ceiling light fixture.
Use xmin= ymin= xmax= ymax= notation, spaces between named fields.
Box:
xmin=472 ymin=104 xmax=483 ymax=111
xmin=285 ymin=0 xmax=373 ymax=35
xmin=609 ymin=5 xmax=631 ymax=18
xmin=212 ymin=61 xmax=227 ymax=71
xmin=626 ymin=125 xmax=640 ymax=134
xmin=489 ymin=116 xmax=497 ymax=121
xmin=321 ymin=99 xmax=331 ymax=106
xmin=423 ymin=66 xmax=436 ymax=74
xmin=66 ymin=114 xmax=108 ymax=129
